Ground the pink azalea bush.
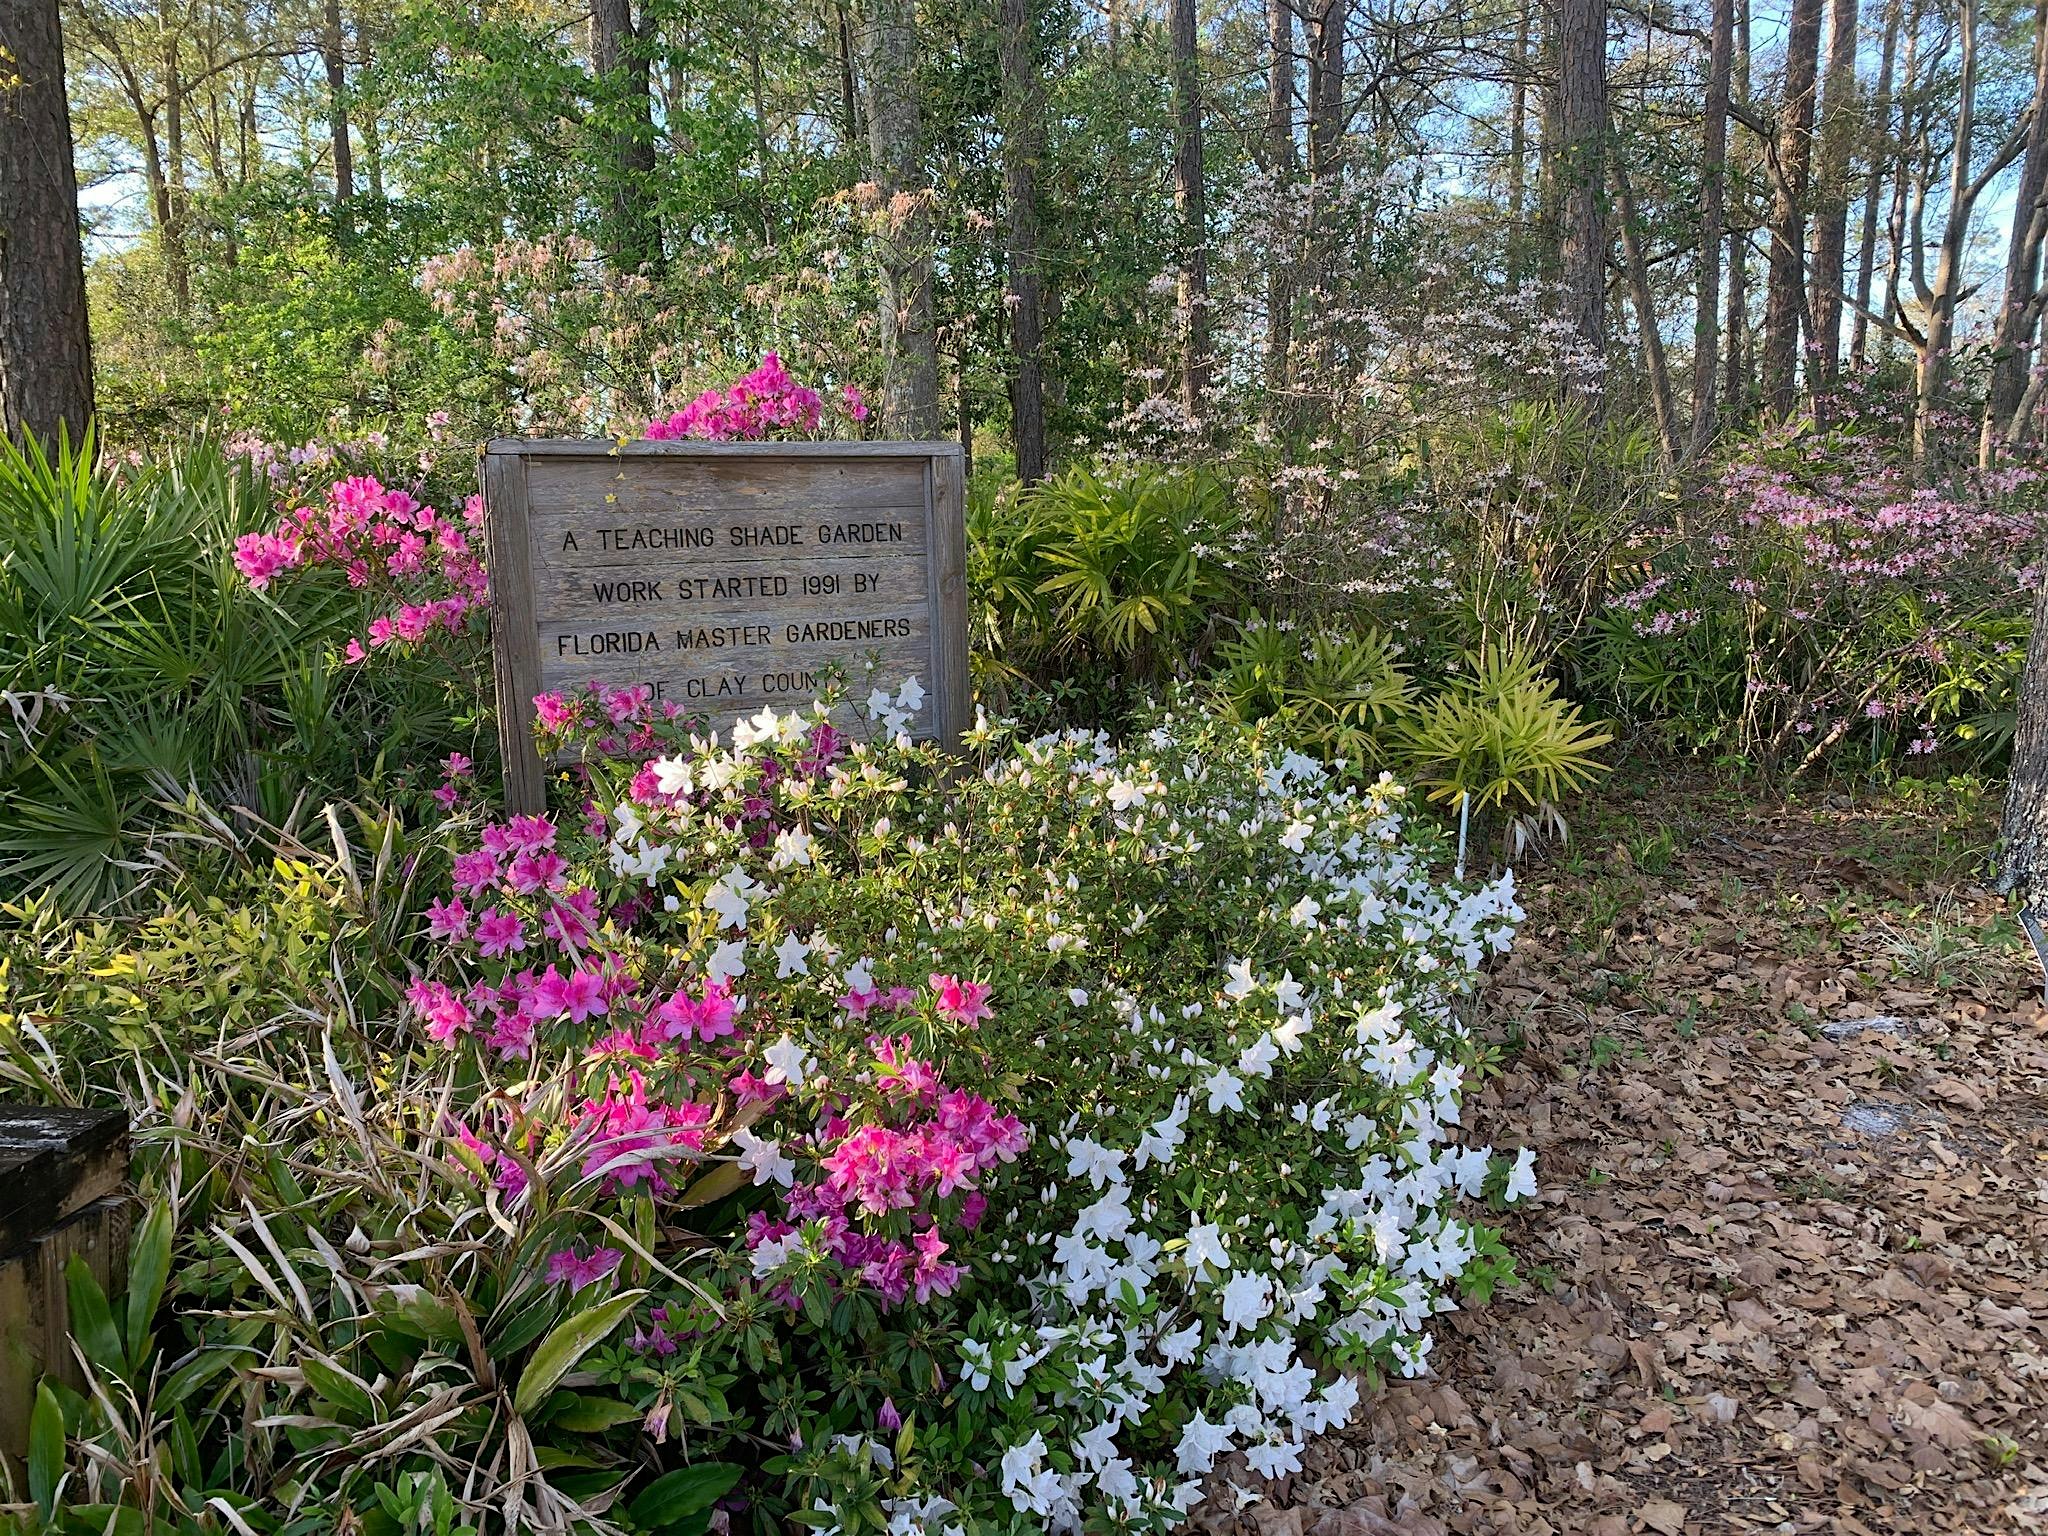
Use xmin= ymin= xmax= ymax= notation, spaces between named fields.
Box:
xmin=232 ymin=473 xmax=488 ymax=665
xmin=1595 ymin=381 xmax=2048 ymax=765
xmin=403 ymin=686 xmax=1531 ymax=1530
xmin=644 ymin=352 xmax=867 ymax=441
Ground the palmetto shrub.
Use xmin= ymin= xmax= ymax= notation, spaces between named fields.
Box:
xmin=3 ymin=701 xmax=1533 ymax=1534
xmin=0 ymin=433 xmax=487 ymax=909
xmin=972 ymin=465 xmax=1244 ymax=715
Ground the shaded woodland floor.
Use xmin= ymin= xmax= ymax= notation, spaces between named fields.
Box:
xmin=1201 ymin=777 xmax=2048 ymax=1535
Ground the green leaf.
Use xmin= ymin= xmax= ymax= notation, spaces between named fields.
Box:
xmin=627 ymin=1463 xmax=743 ymax=1529
xmin=549 ymin=1393 xmax=647 ymax=1432
xmin=59 ymin=1507 xmax=146 ymax=1536
xmin=511 ymin=1289 xmax=644 ymax=1417
xmin=30 ymin=1379 xmax=64 ymax=1519
xmin=65 ymin=1255 xmax=124 ymax=1374
xmin=303 ymin=1354 xmax=378 ymax=1423
xmin=125 ymin=1198 xmax=174 ymax=1365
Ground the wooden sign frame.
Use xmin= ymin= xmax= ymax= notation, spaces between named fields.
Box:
xmin=483 ymin=438 xmax=968 ymax=815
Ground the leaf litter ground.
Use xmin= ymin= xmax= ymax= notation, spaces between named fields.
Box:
xmin=1196 ymin=780 xmax=2048 ymax=1536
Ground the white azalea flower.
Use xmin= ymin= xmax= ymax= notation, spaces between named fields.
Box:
xmin=1174 ymin=1412 xmax=1234 ymax=1475
xmin=732 ymin=1127 xmax=794 ymax=1187
xmin=763 ymin=1035 xmax=814 ymax=1090
xmin=774 ymin=931 xmax=811 ymax=977
xmin=1205 ymin=1067 xmax=1246 ymax=1114
xmin=1504 ymin=1146 xmax=1538 ymax=1203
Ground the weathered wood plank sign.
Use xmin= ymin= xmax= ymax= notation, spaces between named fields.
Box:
xmin=483 ymin=439 xmax=968 ymax=814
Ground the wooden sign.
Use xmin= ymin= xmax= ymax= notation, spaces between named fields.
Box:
xmin=483 ymin=439 xmax=968 ymax=813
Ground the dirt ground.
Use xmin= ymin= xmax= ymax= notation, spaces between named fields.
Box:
xmin=1211 ymin=777 xmax=2048 ymax=1536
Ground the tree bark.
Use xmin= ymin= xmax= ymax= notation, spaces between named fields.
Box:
xmin=1304 ymin=0 xmax=1347 ymax=384
xmin=1850 ymin=0 xmax=1900 ymax=367
xmin=1982 ymin=0 xmax=2048 ymax=463
xmin=1614 ymin=159 xmax=1680 ymax=461
xmin=1171 ymin=0 xmax=1210 ymax=417
xmin=860 ymin=0 xmax=941 ymax=436
xmin=1808 ymin=0 xmax=1860 ymax=396
xmin=1884 ymin=0 xmax=1920 ymax=346
xmin=1761 ymin=0 xmax=1823 ymax=418
xmin=591 ymin=0 xmax=661 ymax=272
xmin=2000 ymin=572 xmax=2048 ymax=908
xmin=1507 ymin=0 xmax=1532 ymax=283
xmin=1912 ymin=0 xmax=1983 ymax=463
xmin=1265 ymin=0 xmax=1295 ymax=405
xmin=1557 ymin=0 xmax=1608 ymax=409
xmin=0 ymin=0 xmax=95 ymax=446
xmin=1691 ymin=0 xmax=1733 ymax=453
xmin=998 ymin=0 xmax=1047 ymax=481
xmin=322 ymin=0 xmax=354 ymax=227
xmin=1723 ymin=0 xmax=1751 ymax=417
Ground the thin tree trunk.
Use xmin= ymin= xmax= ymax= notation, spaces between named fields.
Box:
xmin=1724 ymin=0 xmax=1751 ymax=417
xmin=1558 ymin=0 xmax=1608 ymax=409
xmin=323 ymin=0 xmax=354 ymax=228
xmin=0 ymin=0 xmax=95 ymax=444
xmin=1983 ymin=0 xmax=2048 ymax=464
xmin=1170 ymin=0 xmax=1210 ymax=417
xmin=591 ymin=0 xmax=661 ymax=272
xmin=1304 ymin=0 xmax=1347 ymax=384
xmin=1884 ymin=0 xmax=1920 ymax=342
xmin=860 ymin=0 xmax=941 ymax=436
xmin=1913 ymin=0 xmax=1978 ymax=462
xmin=1265 ymin=0 xmax=1295 ymax=406
xmin=835 ymin=0 xmax=862 ymax=148
xmin=1508 ymin=0 xmax=1532 ymax=282
xmin=1691 ymin=0 xmax=1732 ymax=453
xmin=1850 ymin=0 xmax=1901 ymax=367
xmin=1761 ymin=0 xmax=1823 ymax=417
xmin=1613 ymin=159 xmax=1681 ymax=462
xmin=999 ymin=0 xmax=1047 ymax=481
xmin=1809 ymin=0 xmax=1860 ymax=397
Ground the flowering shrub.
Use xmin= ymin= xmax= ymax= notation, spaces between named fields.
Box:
xmin=1594 ymin=385 xmax=2047 ymax=766
xmin=645 ymin=351 xmax=868 ymax=441
xmin=408 ymin=689 xmax=1530 ymax=1530
xmin=233 ymin=473 xmax=489 ymax=665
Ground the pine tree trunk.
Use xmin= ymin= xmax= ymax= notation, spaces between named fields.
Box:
xmin=998 ymin=0 xmax=1047 ymax=481
xmin=1691 ymin=0 xmax=1732 ymax=454
xmin=1507 ymin=0 xmax=1531 ymax=283
xmin=0 ymin=0 xmax=95 ymax=446
xmin=1761 ymin=0 xmax=1823 ymax=418
xmin=1171 ymin=0 xmax=1210 ymax=418
xmin=1809 ymin=0 xmax=1860 ymax=397
xmin=860 ymin=0 xmax=941 ymax=437
xmin=1304 ymin=0 xmax=1346 ymax=384
xmin=1723 ymin=0 xmax=1751 ymax=418
xmin=323 ymin=0 xmax=355 ymax=229
xmin=1614 ymin=159 xmax=1680 ymax=463
xmin=2001 ymin=573 xmax=2048 ymax=908
xmin=1557 ymin=0 xmax=1607 ymax=409
xmin=1912 ymin=0 xmax=1978 ymax=464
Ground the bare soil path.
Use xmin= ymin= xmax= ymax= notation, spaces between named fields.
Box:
xmin=1227 ymin=780 xmax=2048 ymax=1536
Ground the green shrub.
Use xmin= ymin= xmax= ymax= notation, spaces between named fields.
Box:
xmin=1395 ymin=642 xmax=1613 ymax=851
xmin=1209 ymin=614 xmax=1413 ymax=768
xmin=972 ymin=465 xmax=1244 ymax=715
xmin=0 ymin=432 xmax=488 ymax=910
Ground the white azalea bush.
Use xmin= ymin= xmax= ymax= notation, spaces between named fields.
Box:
xmin=412 ymin=684 xmax=1532 ymax=1533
